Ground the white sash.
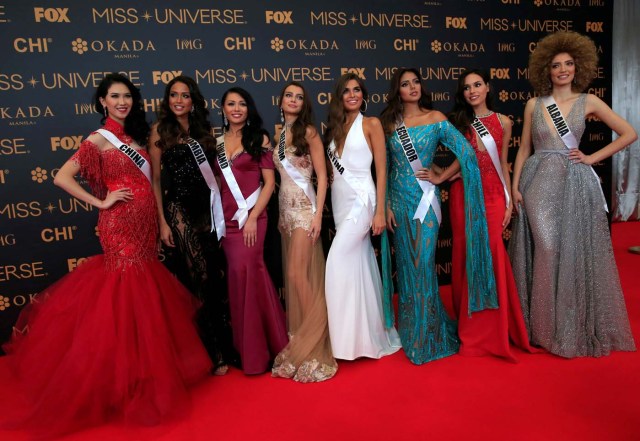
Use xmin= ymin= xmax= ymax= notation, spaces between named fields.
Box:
xmin=395 ymin=121 xmax=441 ymax=225
xmin=185 ymin=137 xmax=225 ymax=239
xmin=277 ymin=129 xmax=317 ymax=213
xmin=216 ymin=140 xmax=261 ymax=228
xmin=96 ymin=129 xmax=151 ymax=183
xmin=471 ymin=116 xmax=510 ymax=207
xmin=541 ymin=95 xmax=608 ymax=212
xmin=327 ymin=142 xmax=370 ymax=222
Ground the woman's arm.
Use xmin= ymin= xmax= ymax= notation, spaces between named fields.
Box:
xmin=243 ymin=134 xmax=274 ymax=247
xmin=499 ymin=113 xmax=514 ymax=228
xmin=511 ymin=98 xmax=535 ymax=211
xmin=365 ymin=116 xmax=387 ymax=236
xmin=307 ymin=125 xmax=326 ymax=243
xmin=53 ymin=135 xmax=132 ymax=209
xmin=569 ymin=94 xmax=638 ymax=164
xmin=148 ymin=124 xmax=174 ymax=247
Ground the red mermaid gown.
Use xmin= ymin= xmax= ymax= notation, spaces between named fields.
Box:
xmin=449 ymin=112 xmax=536 ymax=361
xmin=2 ymin=118 xmax=212 ymax=438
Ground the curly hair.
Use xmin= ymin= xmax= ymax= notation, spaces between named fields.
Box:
xmin=221 ymin=87 xmax=269 ymax=161
xmin=323 ymin=73 xmax=368 ymax=150
xmin=94 ymin=73 xmax=150 ymax=146
xmin=155 ymin=76 xmax=215 ymax=152
xmin=278 ymin=81 xmax=316 ymax=156
xmin=448 ymin=68 xmax=495 ymax=136
xmin=529 ymin=31 xmax=598 ymax=96
xmin=380 ymin=67 xmax=433 ymax=137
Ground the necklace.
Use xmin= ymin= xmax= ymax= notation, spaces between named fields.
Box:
xmin=474 ymin=111 xmax=494 ymax=118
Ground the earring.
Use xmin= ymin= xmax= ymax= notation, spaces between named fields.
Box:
xmin=246 ymin=119 xmax=251 ymax=126
xmin=104 ymin=107 xmax=108 ymax=118
xmin=360 ymin=100 xmax=368 ymax=114
xmin=190 ymin=106 xmax=195 ymax=114
xmin=280 ymin=108 xmax=284 ymax=123
xmin=223 ymin=113 xmax=228 ymax=127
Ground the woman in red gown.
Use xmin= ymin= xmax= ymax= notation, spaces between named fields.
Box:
xmin=425 ymin=69 xmax=535 ymax=361
xmin=214 ymin=87 xmax=287 ymax=374
xmin=2 ymin=73 xmax=212 ymax=438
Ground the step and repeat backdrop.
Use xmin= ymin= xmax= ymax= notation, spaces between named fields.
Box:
xmin=0 ymin=0 xmax=613 ymax=345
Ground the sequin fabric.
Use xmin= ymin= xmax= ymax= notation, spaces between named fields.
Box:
xmin=509 ymin=94 xmax=636 ymax=357
xmin=71 ymin=118 xmax=157 ymax=271
xmin=381 ymin=120 xmax=497 ymax=364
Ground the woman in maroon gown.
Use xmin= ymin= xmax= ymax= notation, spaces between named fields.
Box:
xmin=2 ymin=73 xmax=212 ymax=438
xmin=424 ymin=69 xmax=535 ymax=361
xmin=214 ymin=87 xmax=287 ymax=374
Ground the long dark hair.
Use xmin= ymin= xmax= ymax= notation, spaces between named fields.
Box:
xmin=155 ymin=75 xmax=215 ymax=152
xmin=323 ymin=73 xmax=368 ymax=149
xmin=221 ymin=87 xmax=268 ymax=160
xmin=448 ymin=68 xmax=494 ymax=136
xmin=278 ymin=81 xmax=316 ymax=156
xmin=94 ymin=73 xmax=149 ymax=146
xmin=380 ymin=67 xmax=432 ymax=138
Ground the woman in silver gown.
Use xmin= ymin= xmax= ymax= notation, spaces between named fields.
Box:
xmin=510 ymin=31 xmax=637 ymax=358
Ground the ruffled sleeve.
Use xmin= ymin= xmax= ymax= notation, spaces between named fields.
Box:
xmin=437 ymin=120 xmax=498 ymax=314
xmin=70 ymin=138 xmax=106 ymax=199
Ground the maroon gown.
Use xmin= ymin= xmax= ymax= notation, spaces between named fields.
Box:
xmin=213 ymin=143 xmax=287 ymax=374
xmin=449 ymin=112 xmax=536 ymax=361
xmin=2 ymin=118 xmax=212 ymax=438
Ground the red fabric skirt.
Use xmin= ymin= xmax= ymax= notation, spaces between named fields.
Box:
xmin=450 ymin=180 xmax=536 ymax=361
xmin=2 ymin=255 xmax=212 ymax=438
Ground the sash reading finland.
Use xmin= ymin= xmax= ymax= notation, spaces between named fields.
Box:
xmin=185 ymin=137 xmax=225 ymax=239
xmin=541 ymin=95 xmax=608 ymax=212
xmin=395 ymin=121 xmax=441 ymax=224
xmin=96 ymin=129 xmax=151 ymax=183
xmin=277 ymin=128 xmax=317 ymax=213
xmin=216 ymin=139 xmax=261 ymax=228
xmin=470 ymin=116 xmax=510 ymax=207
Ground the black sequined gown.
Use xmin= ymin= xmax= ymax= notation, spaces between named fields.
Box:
xmin=161 ymin=142 xmax=237 ymax=367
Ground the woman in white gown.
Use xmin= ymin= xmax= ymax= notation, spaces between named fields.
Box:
xmin=324 ymin=73 xmax=402 ymax=360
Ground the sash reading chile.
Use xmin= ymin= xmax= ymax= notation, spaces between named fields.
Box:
xmin=471 ymin=116 xmax=510 ymax=207
xmin=395 ymin=122 xmax=441 ymax=224
xmin=541 ymin=95 xmax=608 ymax=212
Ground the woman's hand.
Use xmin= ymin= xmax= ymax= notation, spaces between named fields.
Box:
xmin=372 ymin=211 xmax=386 ymax=236
xmin=159 ymin=220 xmax=175 ymax=248
xmin=100 ymin=188 xmax=132 ymax=209
xmin=512 ymin=189 xmax=523 ymax=214
xmin=243 ymin=217 xmax=258 ymax=247
xmin=386 ymin=207 xmax=397 ymax=233
xmin=308 ymin=214 xmax=322 ymax=244
xmin=415 ymin=167 xmax=443 ymax=185
xmin=568 ymin=148 xmax=594 ymax=165
xmin=502 ymin=203 xmax=513 ymax=230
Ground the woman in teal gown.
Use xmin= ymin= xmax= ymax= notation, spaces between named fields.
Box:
xmin=380 ymin=68 xmax=497 ymax=365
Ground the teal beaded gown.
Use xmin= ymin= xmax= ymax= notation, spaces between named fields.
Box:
xmin=382 ymin=120 xmax=497 ymax=365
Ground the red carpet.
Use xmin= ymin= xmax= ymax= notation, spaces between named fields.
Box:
xmin=1 ymin=222 xmax=639 ymax=441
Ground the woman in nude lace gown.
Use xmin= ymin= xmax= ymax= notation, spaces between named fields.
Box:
xmin=271 ymin=81 xmax=337 ymax=382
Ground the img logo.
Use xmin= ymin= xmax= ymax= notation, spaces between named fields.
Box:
xmin=34 ymin=7 xmax=70 ymax=23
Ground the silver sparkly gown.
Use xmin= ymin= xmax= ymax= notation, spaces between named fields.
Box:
xmin=509 ymin=94 xmax=635 ymax=358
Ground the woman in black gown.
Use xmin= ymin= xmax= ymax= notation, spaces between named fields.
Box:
xmin=149 ymin=75 xmax=237 ymax=373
